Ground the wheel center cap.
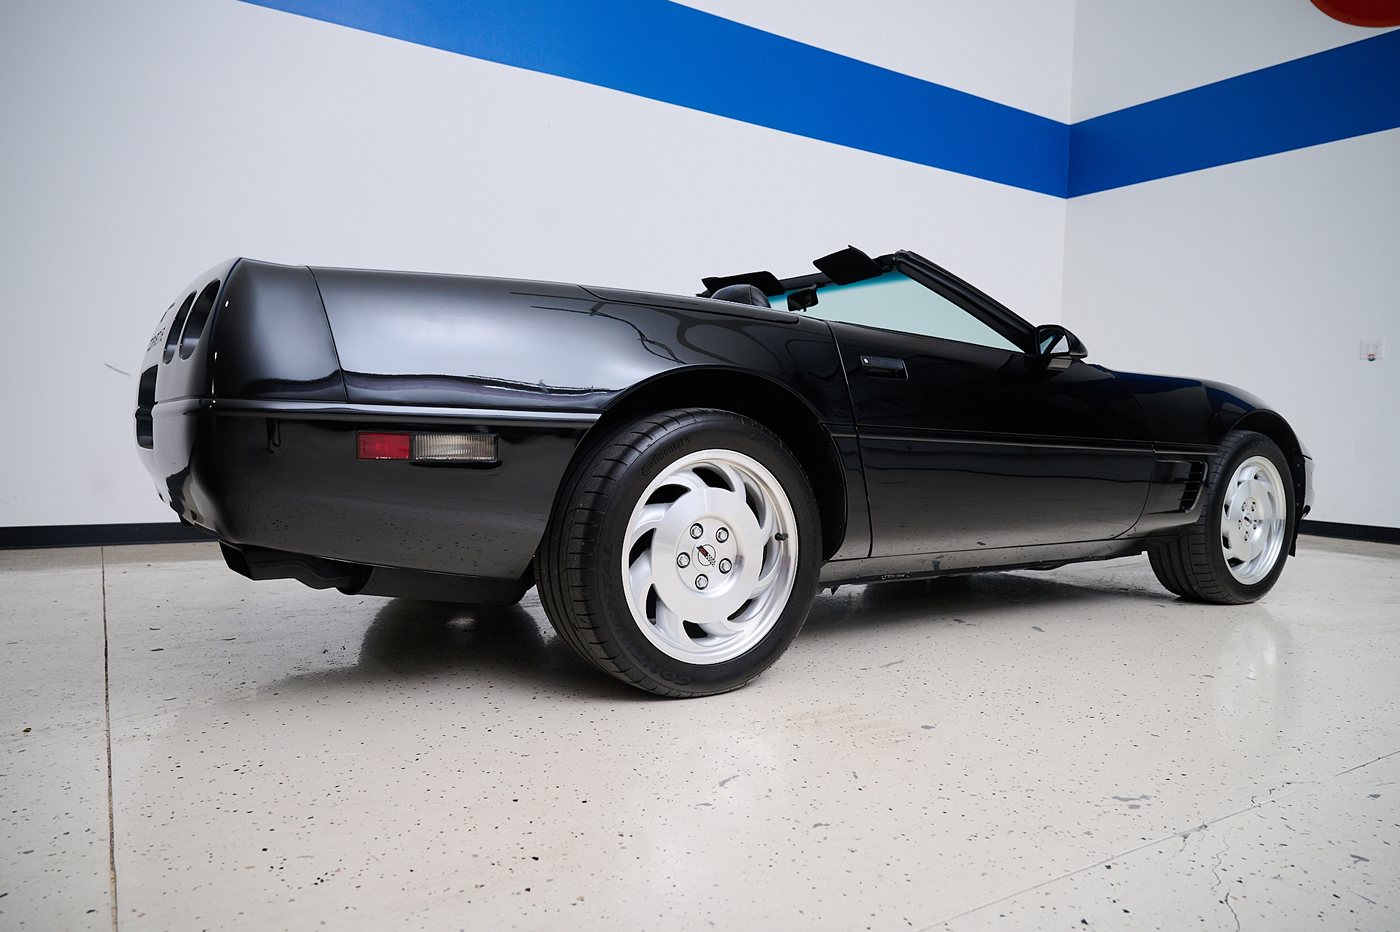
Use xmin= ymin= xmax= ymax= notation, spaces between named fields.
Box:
xmin=648 ymin=487 xmax=763 ymax=618
xmin=1238 ymin=500 xmax=1262 ymax=536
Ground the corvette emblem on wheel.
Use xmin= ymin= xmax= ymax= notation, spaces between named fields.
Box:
xmin=695 ymin=544 xmax=717 ymax=566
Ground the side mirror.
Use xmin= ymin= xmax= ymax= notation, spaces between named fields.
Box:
xmin=1034 ymin=325 xmax=1087 ymax=371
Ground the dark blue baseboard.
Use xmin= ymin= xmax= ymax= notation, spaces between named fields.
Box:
xmin=0 ymin=523 xmax=218 ymax=550
xmin=1298 ymin=520 xmax=1400 ymax=546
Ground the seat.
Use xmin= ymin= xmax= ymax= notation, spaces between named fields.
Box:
xmin=710 ymin=283 xmax=772 ymax=308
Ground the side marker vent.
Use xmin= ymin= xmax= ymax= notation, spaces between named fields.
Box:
xmin=1179 ymin=462 xmax=1206 ymax=512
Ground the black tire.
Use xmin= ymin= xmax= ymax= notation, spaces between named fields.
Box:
xmin=535 ymin=409 xmax=821 ymax=697
xmin=1148 ymin=431 xmax=1295 ymax=604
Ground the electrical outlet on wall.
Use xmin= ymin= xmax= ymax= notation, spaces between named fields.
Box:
xmin=1361 ymin=338 xmax=1384 ymax=362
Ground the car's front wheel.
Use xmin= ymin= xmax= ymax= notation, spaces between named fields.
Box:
xmin=536 ymin=409 xmax=820 ymax=697
xmin=1149 ymin=430 xmax=1295 ymax=604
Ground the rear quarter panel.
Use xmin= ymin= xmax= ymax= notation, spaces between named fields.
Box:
xmin=146 ymin=264 xmax=851 ymax=580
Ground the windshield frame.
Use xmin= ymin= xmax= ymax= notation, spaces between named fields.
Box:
xmin=774 ymin=250 xmax=1038 ymax=355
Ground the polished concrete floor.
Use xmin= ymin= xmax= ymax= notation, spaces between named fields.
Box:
xmin=2 ymin=536 xmax=1397 ymax=931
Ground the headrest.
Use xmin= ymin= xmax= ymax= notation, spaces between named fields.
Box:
xmin=710 ymin=283 xmax=772 ymax=308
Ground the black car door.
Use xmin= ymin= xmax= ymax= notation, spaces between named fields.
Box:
xmin=804 ymin=266 xmax=1153 ymax=557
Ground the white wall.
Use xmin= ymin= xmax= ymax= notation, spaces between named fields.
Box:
xmin=1064 ymin=3 xmax=1399 ymax=528
xmin=0 ymin=0 xmax=1071 ymax=529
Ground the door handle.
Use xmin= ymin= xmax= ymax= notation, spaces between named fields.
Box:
xmin=859 ymin=355 xmax=907 ymax=379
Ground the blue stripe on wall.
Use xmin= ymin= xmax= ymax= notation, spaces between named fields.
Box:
xmin=1070 ymin=28 xmax=1400 ymax=197
xmin=240 ymin=0 xmax=1070 ymax=197
xmin=243 ymin=0 xmax=1399 ymax=199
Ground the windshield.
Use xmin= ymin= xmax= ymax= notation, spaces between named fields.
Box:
xmin=782 ymin=271 xmax=1021 ymax=353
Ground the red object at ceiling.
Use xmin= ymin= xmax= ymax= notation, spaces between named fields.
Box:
xmin=1311 ymin=0 xmax=1400 ymax=26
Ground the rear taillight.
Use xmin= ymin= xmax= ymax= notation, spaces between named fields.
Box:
xmin=178 ymin=279 xmax=221 ymax=359
xmin=160 ymin=278 xmax=221 ymax=364
xmin=135 ymin=365 xmax=158 ymax=449
xmin=163 ymin=291 xmax=196 ymax=363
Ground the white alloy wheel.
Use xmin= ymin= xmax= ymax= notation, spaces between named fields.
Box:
xmin=1219 ymin=454 xmax=1288 ymax=585
xmin=620 ymin=449 xmax=799 ymax=664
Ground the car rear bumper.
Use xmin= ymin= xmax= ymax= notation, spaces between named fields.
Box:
xmin=147 ymin=398 xmax=595 ymax=580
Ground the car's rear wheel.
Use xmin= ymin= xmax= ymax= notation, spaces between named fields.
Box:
xmin=1148 ymin=430 xmax=1295 ymax=604
xmin=536 ymin=409 xmax=820 ymax=697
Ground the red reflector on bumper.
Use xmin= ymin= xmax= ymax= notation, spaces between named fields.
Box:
xmin=357 ymin=433 xmax=411 ymax=459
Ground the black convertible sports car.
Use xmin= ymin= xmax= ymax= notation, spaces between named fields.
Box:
xmin=137 ymin=247 xmax=1312 ymax=697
